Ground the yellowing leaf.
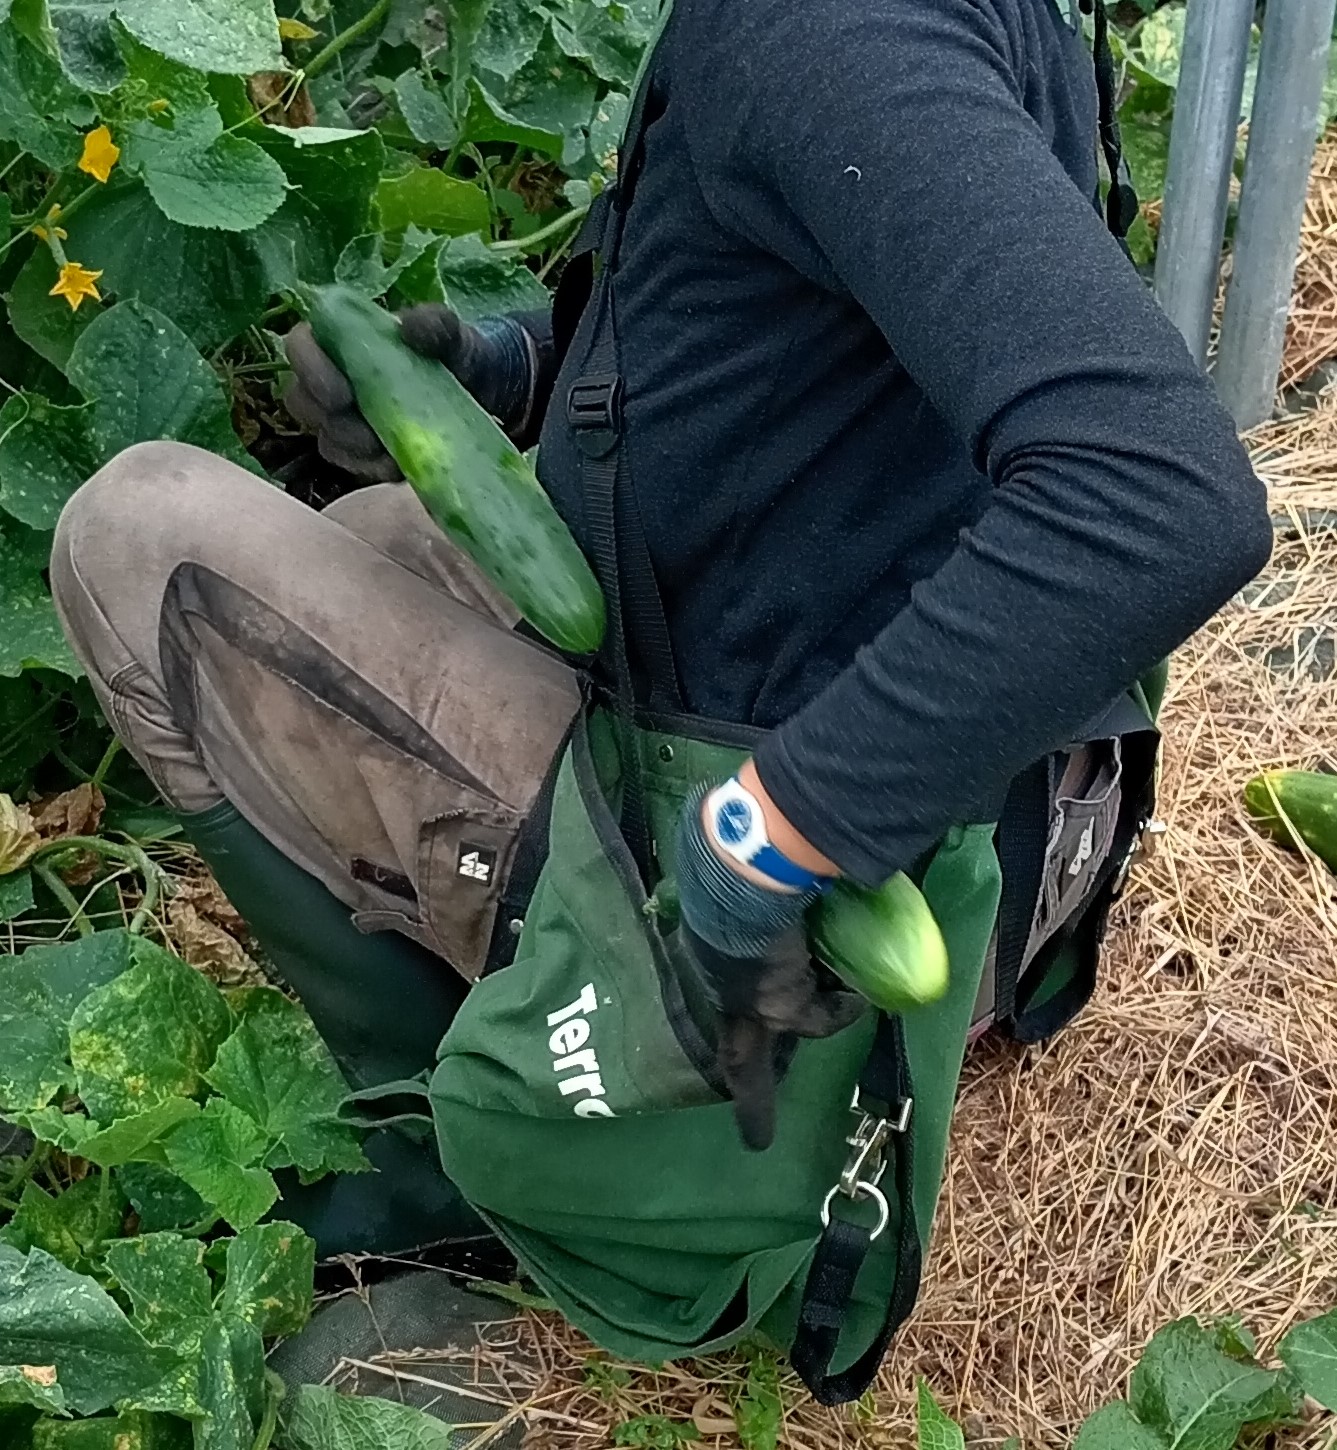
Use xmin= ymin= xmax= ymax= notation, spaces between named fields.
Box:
xmin=49 ymin=262 xmax=103 ymax=312
xmin=147 ymin=98 xmax=171 ymax=115
xmin=0 ymin=794 xmax=39 ymax=874
xmin=78 ymin=125 xmax=120 ymax=184
xmin=278 ymin=16 xmax=319 ymax=41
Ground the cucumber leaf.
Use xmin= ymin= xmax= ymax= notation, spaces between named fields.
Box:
xmin=216 ymin=1221 xmax=314 ymax=1337
xmin=462 ymin=78 xmax=562 ymax=158
xmin=0 ymin=519 xmax=82 ymax=680
xmin=0 ymin=1245 xmax=170 ymax=1415
xmin=281 ymin=1383 xmax=456 ymax=1450
xmin=335 ymin=224 xmax=438 ymax=298
xmin=394 ymin=70 xmax=456 ymax=149
xmin=0 ymin=25 xmax=84 ymax=170
xmin=66 ymin=299 xmax=259 ymax=473
xmin=126 ymin=109 xmax=288 ymax=232
xmin=47 ymin=0 xmax=125 ymax=92
xmin=376 ymin=167 xmax=490 ymax=237
xmin=206 ymin=995 xmax=369 ymax=1178
xmin=474 ymin=0 xmax=547 ymax=82
xmin=254 ymin=125 xmax=385 ymax=253
xmin=193 ymin=1315 xmax=266 ymax=1450
xmin=103 ymin=1233 xmax=212 ymax=1346
xmin=79 ymin=1098 xmax=202 ymax=1169
xmin=0 ymin=1177 xmax=123 ymax=1270
xmin=435 ymin=233 xmax=550 ymax=321
xmin=0 ymin=868 xmax=34 ymax=924
xmin=0 ymin=1362 xmax=66 ymax=1414
xmin=114 ymin=1162 xmax=211 ymax=1234
xmin=114 ymin=0 xmax=282 ymax=76
xmin=67 ymin=933 xmax=232 ymax=1121
xmin=0 ymin=393 xmax=100 ymax=531
xmin=63 ymin=182 xmax=272 ymax=354
xmin=161 ymin=1099 xmax=278 ymax=1232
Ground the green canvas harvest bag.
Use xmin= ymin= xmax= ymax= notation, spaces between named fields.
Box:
xmin=415 ymin=2 xmax=1165 ymax=1403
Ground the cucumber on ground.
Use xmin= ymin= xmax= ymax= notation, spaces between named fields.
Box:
xmin=809 ymin=872 xmax=949 ymax=1012
xmin=1244 ymin=769 xmax=1337 ymax=872
xmin=302 ymin=285 xmax=606 ymax=656
xmin=648 ymin=869 xmax=949 ymax=1014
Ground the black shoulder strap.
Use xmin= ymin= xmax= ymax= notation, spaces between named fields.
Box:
xmin=790 ymin=1013 xmax=921 ymax=1404
xmin=1086 ymin=0 xmax=1139 ymax=241
xmin=563 ymin=6 xmax=685 ymax=874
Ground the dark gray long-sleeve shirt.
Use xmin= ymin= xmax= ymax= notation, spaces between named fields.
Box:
xmin=534 ymin=0 xmax=1272 ymax=886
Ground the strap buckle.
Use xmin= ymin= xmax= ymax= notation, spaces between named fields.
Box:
xmin=567 ymin=373 xmax=624 ymax=458
xmin=819 ymin=1087 xmax=913 ymax=1242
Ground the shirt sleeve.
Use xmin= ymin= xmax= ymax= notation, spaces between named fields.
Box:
xmin=702 ymin=0 xmax=1272 ymax=885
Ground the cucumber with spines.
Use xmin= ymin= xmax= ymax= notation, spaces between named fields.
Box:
xmin=301 ymin=285 xmax=606 ymax=655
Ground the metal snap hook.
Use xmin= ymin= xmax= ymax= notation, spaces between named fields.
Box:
xmin=820 ymin=1181 xmax=891 ymax=1241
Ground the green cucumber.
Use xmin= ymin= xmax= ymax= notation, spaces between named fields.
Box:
xmin=302 ymin=285 xmax=606 ymax=655
xmin=809 ymin=873 xmax=949 ymax=1011
xmin=647 ymin=870 xmax=949 ymax=1013
xmin=1244 ymin=769 xmax=1337 ymax=872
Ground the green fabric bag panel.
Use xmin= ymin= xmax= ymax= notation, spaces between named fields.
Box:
xmin=1138 ymin=657 xmax=1170 ymax=722
xmin=429 ymin=707 xmax=1002 ymax=1374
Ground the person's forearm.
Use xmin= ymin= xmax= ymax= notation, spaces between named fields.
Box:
xmin=752 ymin=424 xmax=1269 ymax=887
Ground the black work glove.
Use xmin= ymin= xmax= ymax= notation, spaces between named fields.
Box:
xmin=282 ymin=306 xmax=543 ymax=480
xmin=675 ymin=784 xmax=865 ymax=1152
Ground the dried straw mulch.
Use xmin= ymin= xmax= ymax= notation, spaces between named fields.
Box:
xmin=1283 ymin=133 xmax=1337 ymax=393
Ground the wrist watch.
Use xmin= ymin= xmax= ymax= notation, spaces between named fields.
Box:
xmin=704 ymin=777 xmax=836 ymax=893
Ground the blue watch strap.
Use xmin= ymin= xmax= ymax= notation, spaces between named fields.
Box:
xmin=750 ymin=843 xmax=832 ymax=891
xmin=706 ymin=778 xmax=836 ymax=893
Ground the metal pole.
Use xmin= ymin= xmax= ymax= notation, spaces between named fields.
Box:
xmin=1153 ymin=0 xmax=1255 ymax=366
xmin=1216 ymin=0 xmax=1337 ymax=429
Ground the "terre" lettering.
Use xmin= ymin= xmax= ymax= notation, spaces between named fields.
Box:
xmin=546 ymin=982 xmax=615 ymax=1118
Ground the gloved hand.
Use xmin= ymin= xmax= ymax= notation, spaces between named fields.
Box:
xmin=675 ymin=783 xmax=865 ymax=1152
xmin=282 ymin=305 xmax=542 ymax=479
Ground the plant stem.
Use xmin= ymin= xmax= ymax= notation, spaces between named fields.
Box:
xmin=0 ymin=179 xmax=97 ymax=266
xmin=49 ymin=743 xmax=137 ymax=805
xmin=537 ymin=222 xmax=582 ymax=283
xmin=250 ymin=1372 xmax=286 ymax=1450
xmin=31 ymin=835 xmax=164 ymax=936
xmin=490 ymin=204 xmax=588 ymax=254
xmin=90 ymin=737 xmax=121 ymax=789
xmin=0 ymin=153 xmax=24 ymax=188
xmin=464 ymin=144 xmax=502 ymax=239
xmin=304 ymin=0 xmax=392 ymax=80
xmin=88 ymin=1165 xmax=115 ymax=1258
xmin=32 ymin=859 xmax=94 ymax=938
xmin=1 ymin=1139 xmax=44 ymax=1197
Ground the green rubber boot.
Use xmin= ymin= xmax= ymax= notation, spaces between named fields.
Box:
xmin=179 ymin=801 xmax=490 ymax=1256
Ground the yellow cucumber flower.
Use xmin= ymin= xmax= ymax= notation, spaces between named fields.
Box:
xmin=78 ymin=125 xmax=120 ymax=183
xmin=49 ymin=262 xmax=103 ymax=312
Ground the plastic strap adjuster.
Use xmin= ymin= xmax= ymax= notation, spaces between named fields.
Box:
xmin=567 ymin=373 xmax=624 ymax=458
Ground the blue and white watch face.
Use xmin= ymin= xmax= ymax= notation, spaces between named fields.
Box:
xmin=715 ymin=797 xmax=754 ymax=846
